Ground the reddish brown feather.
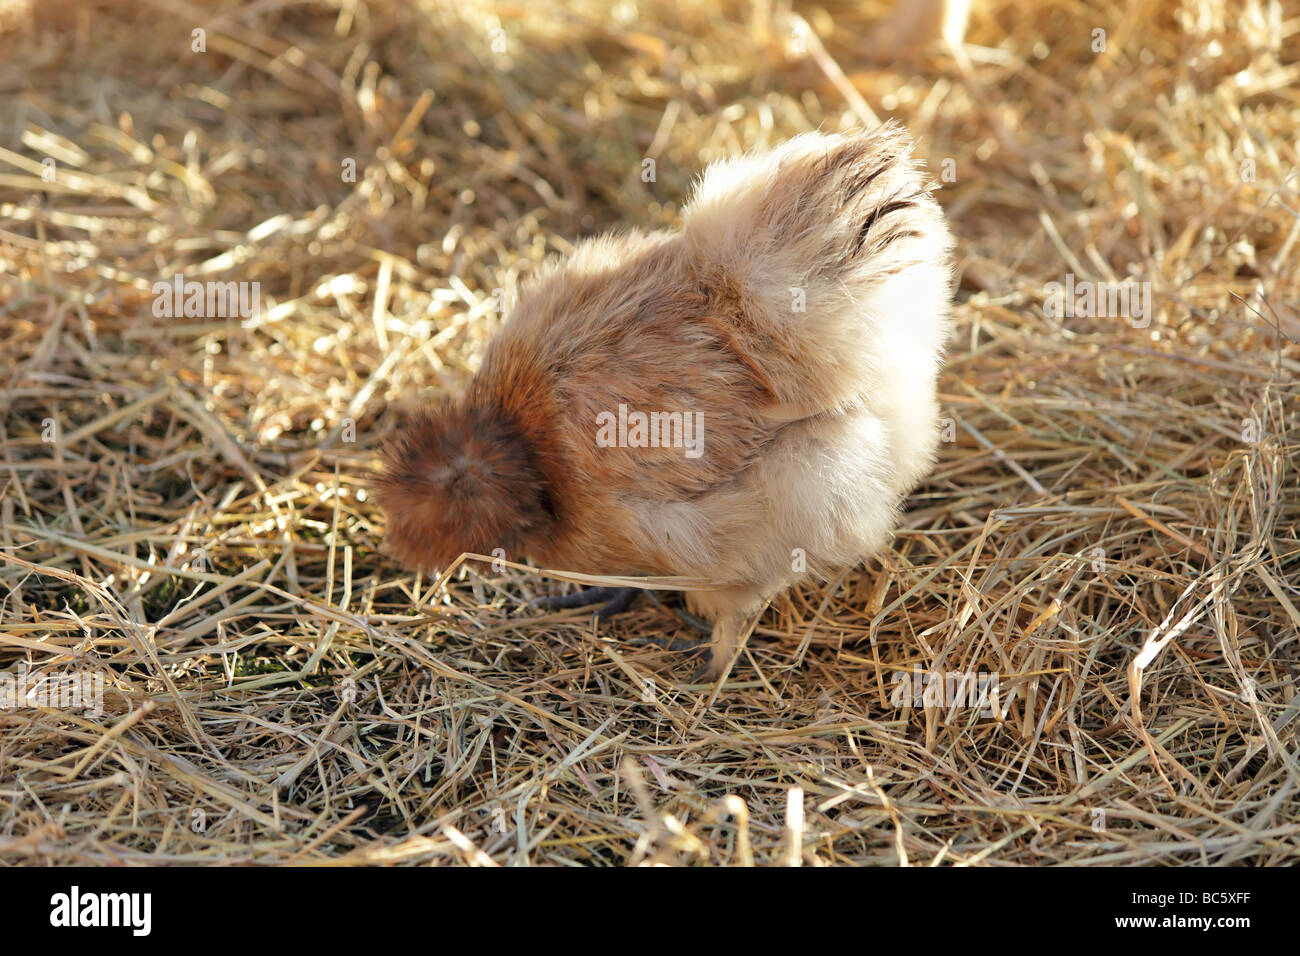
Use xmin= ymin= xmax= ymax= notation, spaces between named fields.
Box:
xmin=374 ymin=401 xmax=553 ymax=570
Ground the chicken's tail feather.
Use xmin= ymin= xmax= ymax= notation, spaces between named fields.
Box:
xmin=680 ymin=124 xmax=955 ymax=422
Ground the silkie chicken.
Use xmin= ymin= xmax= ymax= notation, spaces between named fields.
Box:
xmin=376 ymin=123 xmax=956 ymax=679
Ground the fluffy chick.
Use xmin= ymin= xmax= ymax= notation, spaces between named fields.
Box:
xmin=377 ymin=124 xmax=956 ymax=678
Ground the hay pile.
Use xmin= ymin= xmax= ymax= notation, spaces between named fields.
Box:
xmin=0 ymin=0 xmax=1296 ymax=865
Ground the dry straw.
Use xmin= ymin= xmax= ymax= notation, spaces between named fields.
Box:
xmin=0 ymin=0 xmax=1297 ymax=865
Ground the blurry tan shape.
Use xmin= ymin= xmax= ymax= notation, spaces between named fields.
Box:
xmin=0 ymin=0 xmax=32 ymax=33
xmin=867 ymin=0 xmax=971 ymax=57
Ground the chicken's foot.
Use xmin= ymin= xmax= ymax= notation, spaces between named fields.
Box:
xmin=527 ymin=586 xmax=640 ymax=620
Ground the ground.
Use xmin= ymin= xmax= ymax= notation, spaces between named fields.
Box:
xmin=0 ymin=0 xmax=1297 ymax=865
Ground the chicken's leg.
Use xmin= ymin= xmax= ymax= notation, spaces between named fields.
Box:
xmin=643 ymin=590 xmax=711 ymax=634
xmin=684 ymin=588 xmax=768 ymax=681
xmin=633 ymin=612 xmax=757 ymax=681
xmin=695 ymin=613 xmax=748 ymax=680
xmin=527 ymin=586 xmax=639 ymax=619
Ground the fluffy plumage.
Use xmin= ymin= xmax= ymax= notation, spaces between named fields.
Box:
xmin=377 ymin=123 xmax=956 ymax=677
